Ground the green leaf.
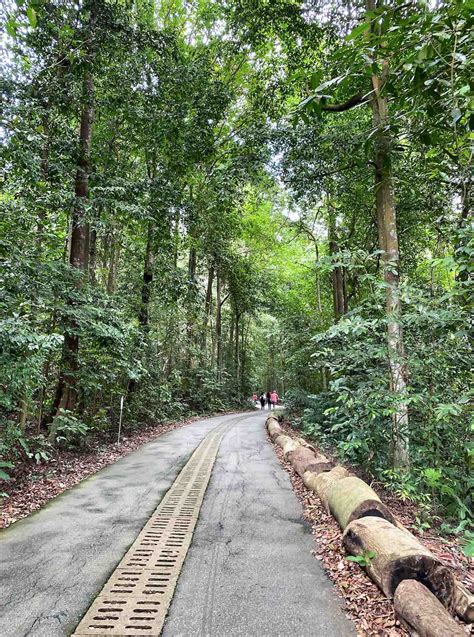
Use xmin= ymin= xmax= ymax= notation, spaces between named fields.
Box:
xmin=27 ymin=5 xmax=37 ymax=28
xmin=6 ymin=19 xmax=17 ymax=38
xmin=310 ymin=72 xmax=322 ymax=90
xmin=345 ymin=22 xmax=371 ymax=41
xmin=462 ymin=540 xmax=474 ymax=558
xmin=0 ymin=470 xmax=11 ymax=481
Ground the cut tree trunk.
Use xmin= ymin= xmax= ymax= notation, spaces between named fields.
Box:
xmin=394 ymin=579 xmax=465 ymax=636
xmin=275 ymin=435 xmax=300 ymax=458
xmin=288 ymin=446 xmax=332 ymax=477
xmin=454 ymin=581 xmax=474 ymax=623
xmin=327 ymin=476 xmax=398 ymax=530
xmin=343 ymin=517 xmax=455 ymax=609
xmin=267 ymin=417 xmax=283 ymax=441
xmin=310 ymin=465 xmax=350 ymax=510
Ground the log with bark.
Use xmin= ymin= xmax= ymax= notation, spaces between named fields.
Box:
xmin=274 ymin=434 xmax=300 ymax=458
xmin=266 ymin=417 xmax=283 ymax=441
xmin=454 ymin=580 xmax=474 ymax=623
xmin=327 ymin=476 xmax=399 ymax=530
xmin=394 ymin=579 xmax=465 ymax=636
xmin=295 ymin=437 xmax=318 ymax=452
xmin=288 ymin=446 xmax=333 ymax=477
xmin=343 ymin=517 xmax=455 ymax=609
xmin=310 ymin=465 xmax=350 ymax=510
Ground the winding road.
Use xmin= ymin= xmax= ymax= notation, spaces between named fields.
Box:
xmin=0 ymin=411 xmax=355 ymax=636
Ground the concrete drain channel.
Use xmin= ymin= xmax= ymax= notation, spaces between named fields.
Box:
xmin=73 ymin=420 xmax=234 ymax=636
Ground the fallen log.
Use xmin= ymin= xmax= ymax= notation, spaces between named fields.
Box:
xmin=266 ymin=417 xmax=283 ymax=441
xmin=288 ymin=446 xmax=333 ymax=477
xmin=274 ymin=434 xmax=300 ymax=458
xmin=454 ymin=580 xmax=474 ymax=623
xmin=394 ymin=579 xmax=465 ymax=636
xmin=327 ymin=476 xmax=399 ymax=530
xmin=343 ymin=517 xmax=455 ymax=609
xmin=295 ymin=437 xmax=318 ymax=452
xmin=311 ymin=465 xmax=350 ymax=510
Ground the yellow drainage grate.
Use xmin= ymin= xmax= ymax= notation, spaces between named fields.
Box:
xmin=73 ymin=421 xmax=232 ymax=636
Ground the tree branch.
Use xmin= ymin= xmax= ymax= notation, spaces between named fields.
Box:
xmin=321 ymin=93 xmax=368 ymax=112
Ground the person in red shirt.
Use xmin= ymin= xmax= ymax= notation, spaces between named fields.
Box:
xmin=270 ymin=390 xmax=279 ymax=409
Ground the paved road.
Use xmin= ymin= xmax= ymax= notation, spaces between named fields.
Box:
xmin=0 ymin=411 xmax=355 ymax=636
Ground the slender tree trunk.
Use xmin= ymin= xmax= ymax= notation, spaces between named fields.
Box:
xmin=200 ymin=264 xmax=214 ymax=364
xmin=107 ymin=228 xmax=120 ymax=294
xmin=370 ymin=61 xmax=409 ymax=469
xmin=234 ymin=311 xmax=240 ymax=389
xmin=53 ymin=69 xmax=94 ymax=418
xmin=328 ymin=213 xmax=345 ymax=321
xmin=186 ymin=246 xmax=198 ymax=369
xmin=138 ymin=220 xmax=154 ymax=330
xmin=216 ymin=269 xmax=223 ymax=381
xmin=36 ymin=112 xmax=50 ymax=253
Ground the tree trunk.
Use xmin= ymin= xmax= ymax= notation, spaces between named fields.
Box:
xmin=138 ymin=219 xmax=154 ymax=330
xmin=327 ymin=476 xmax=399 ymax=530
xmin=36 ymin=112 xmax=50 ymax=253
xmin=107 ymin=229 xmax=120 ymax=295
xmin=394 ymin=580 xmax=465 ymax=637
xmin=328 ymin=212 xmax=345 ymax=321
xmin=185 ymin=246 xmax=197 ymax=369
xmin=343 ymin=517 xmax=455 ymax=608
xmin=201 ymin=264 xmax=214 ymax=361
xmin=366 ymin=0 xmax=409 ymax=468
xmin=235 ymin=311 xmax=240 ymax=389
xmin=216 ymin=269 xmax=223 ymax=381
xmin=53 ymin=69 xmax=94 ymax=417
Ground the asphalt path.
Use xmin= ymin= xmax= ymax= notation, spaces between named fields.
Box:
xmin=0 ymin=410 xmax=355 ymax=636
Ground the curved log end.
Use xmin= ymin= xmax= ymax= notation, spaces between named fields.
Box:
xmin=390 ymin=557 xmax=455 ymax=609
xmin=348 ymin=499 xmax=398 ymax=528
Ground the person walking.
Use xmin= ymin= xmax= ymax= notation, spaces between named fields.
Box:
xmin=266 ymin=391 xmax=271 ymax=410
xmin=252 ymin=392 xmax=258 ymax=405
xmin=270 ymin=389 xmax=279 ymax=410
xmin=259 ymin=393 xmax=266 ymax=410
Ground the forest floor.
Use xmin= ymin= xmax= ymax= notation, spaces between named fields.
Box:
xmin=270 ymin=419 xmax=473 ymax=636
xmin=0 ymin=409 xmax=241 ymax=529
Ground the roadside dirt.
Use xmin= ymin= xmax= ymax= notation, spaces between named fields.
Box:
xmin=0 ymin=411 xmax=237 ymax=529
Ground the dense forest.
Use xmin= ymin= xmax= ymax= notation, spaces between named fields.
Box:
xmin=1 ymin=1 xmax=472 ymax=536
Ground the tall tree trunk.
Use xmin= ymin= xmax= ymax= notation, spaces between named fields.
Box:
xmin=216 ymin=269 xmax=223 ymax=382
xmin=53 ymin=69 xmax=94 ymax=418
xmin=201 ymin=264 xmax=214 ymax=357
xmin=185 ymin=246 xmax=197 ymax=369
xmin=138 ymin=219 xmax=154 ymax=330
xmin=328 ymin=212 xmax=345 ymax=321
xmin=370 ymin=58 xmax=409 ymax=469
xmin=234 ymin=311 xmax=240 ymax=389
xmin=36 ymin=112 xmax=50 ymax=253
xmin=106 ymin=228 xmax=120 ymax=294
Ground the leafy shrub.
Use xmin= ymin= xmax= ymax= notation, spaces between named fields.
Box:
xmin=303 ymin=279 xmax=472 ymax=525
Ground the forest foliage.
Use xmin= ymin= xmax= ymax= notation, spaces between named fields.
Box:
xmin=0 ymin=0 xmax=472 ymax=535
